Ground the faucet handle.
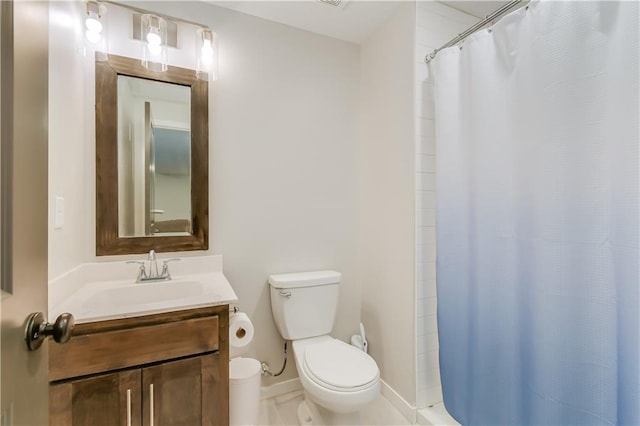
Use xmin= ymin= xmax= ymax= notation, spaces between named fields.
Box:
xmin=160 ymin=258 xmax=180 ymax=278
xmin=126 ymin=260 xmax=148 ymax=281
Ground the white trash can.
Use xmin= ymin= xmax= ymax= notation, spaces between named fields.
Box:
xmin=229 ymin=357 xmax=262 ymax=426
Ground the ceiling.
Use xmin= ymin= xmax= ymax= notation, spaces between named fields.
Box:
xmin=207 ymin=1 xmax=511 ymax=44
xmin=440 ymin=1 xmax=511 ymax=19
xmin=207 ymin=1 xmax=403 ymax=44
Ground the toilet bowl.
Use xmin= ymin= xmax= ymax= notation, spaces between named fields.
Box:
xmin=294 ymin=336 xmax=380 ymax=415
xmin=268 ymin=271 xmax=381 ymax=425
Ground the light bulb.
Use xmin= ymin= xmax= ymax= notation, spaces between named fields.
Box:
xmin=86 ymin=29 xmax=101 ymax=44
xmin=140 ymin=14 xmax=166 ymax=71
xmin=146 ymin=30 xmax=161 ymax=46
xmin=85 ymin=16 xmax=102 ymax=33
xmin=147 ymin=42 xmax=161 ymax=56
xmin=201 ymin=55 xmax=213 ymax=67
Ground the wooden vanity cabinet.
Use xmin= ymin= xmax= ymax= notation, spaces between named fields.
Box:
xmin=50 ymin=369 xmax=142 ymax=426
xmin=142 ymin=355 xmax=221 ymax=425
xmin=49 ymin=305 xmax=229 ymax=426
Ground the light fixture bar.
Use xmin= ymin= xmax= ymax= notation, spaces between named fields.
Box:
xmin=96 ymin=0 xmax=218 ymax=79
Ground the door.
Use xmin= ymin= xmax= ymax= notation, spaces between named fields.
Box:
xmin=142 ymin=354 xmax=223 ymax=426
xmin=0 ymin=1 xmax=50 ymax=425
xmin=49 ymin=370 xmax=142 ymax=426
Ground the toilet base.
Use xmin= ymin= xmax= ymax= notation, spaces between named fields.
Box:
xmin=297 ymin=396 xmax=361 ymax=426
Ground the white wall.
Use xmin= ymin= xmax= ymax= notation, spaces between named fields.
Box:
xmin=200 ymin=3 xmax=361 ymax=383
xmin=48 ymin=0 xmax=360 ymax=386
xmin=48 ymin=1 xmax=92 ymax=280
xmin=414 ymin=1 xmax=478 ymax=408
xmin=359 ymin=3 xmax=417 ymax=406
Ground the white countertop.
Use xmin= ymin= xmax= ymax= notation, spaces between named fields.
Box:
xmin=49 ymin=255 xmax=238 ymax=324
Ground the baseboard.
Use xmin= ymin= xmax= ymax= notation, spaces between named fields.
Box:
xmin=380 ymin=379 xmax=417 ymax=424
xmin=260 ymin=378 xmax=302 ymax=400
xmin=260 ymin=377 xmax=418 ymax=424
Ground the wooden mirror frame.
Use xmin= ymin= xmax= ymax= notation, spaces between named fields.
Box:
xmin=95 ymin=54 xmax=208 ymax=256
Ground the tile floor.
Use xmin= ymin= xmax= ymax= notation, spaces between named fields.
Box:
xmin=417 ymin=404 xmax=459 ymax=426
xmin=258 ymin=390 xmax=412 ymax=426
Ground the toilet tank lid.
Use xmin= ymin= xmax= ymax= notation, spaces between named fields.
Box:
xmin=268 ymin=270 xmax=341 ymax=289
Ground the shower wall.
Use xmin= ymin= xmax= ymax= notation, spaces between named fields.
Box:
xmin=414 ymin=1 xmax=477 ymax=409
xmin=360 ymin=2 xmax=418 ymax=409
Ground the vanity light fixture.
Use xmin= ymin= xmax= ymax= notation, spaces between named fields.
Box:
xmin=96 ymin=1 xmax=219 ymax=79
xmin=140 ymin=14 xmax=168 ymax=72
xmin=196 ymin=28 xmax=218 ymax=81
xmin=85 ymin=0 xmax=108 ymax=60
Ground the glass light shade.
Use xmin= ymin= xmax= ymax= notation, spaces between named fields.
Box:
xmin=86 ymin=29 xmax=101 ymax=44
xmin=196 ymin=28 xmax=218 ymax=81
xmin=146 ymin=31 xmax=161 ymax=45
xmin=141 ymin=14 xmax=168 ymax=72
xmin=85 ymin=1 xmax=108 ymax=61
xmin=85 ymin=16 xmax=102 ymax=33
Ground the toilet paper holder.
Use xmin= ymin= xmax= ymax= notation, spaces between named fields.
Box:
xmin=229 ymin=306 xmax=242 ymax=338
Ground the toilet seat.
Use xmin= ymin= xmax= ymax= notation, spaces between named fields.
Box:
xmin=302 ymin=339 xmax=379 ymax=392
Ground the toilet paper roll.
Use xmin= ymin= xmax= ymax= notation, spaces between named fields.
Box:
xmin=229 ymin=312 xmax=254 ymax=349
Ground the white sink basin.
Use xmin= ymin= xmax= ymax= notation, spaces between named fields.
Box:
xmin=83 ymin=280 xmax=206 ymax=311
xmin=51 ymin=272 xmax=237 ymax=323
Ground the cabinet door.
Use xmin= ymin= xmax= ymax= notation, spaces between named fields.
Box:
xmin=142 ymin=354 xmax=225 ymax=426
xmin=50 ymin=369 xmax=142 ymax=426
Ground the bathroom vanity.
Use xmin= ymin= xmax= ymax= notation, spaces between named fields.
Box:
xmin=45 ymin=49 xmax=228 ymax=424
xmin=47 ymin=256 xmax=237 ymax=426
xmin=49 ymin=305 xmax=229 ymax=425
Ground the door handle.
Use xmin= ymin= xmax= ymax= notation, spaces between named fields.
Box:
xmin=149 ymin=383 xmax=154 ymax=426
xmin=126 ymin=389 xmax=132 ymax=426
xmin=24 ymin=312 xmax=75 ymax=351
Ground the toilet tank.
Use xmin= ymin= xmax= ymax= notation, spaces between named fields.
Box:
xmin=268 ymin=270 xmax=341 ymax=340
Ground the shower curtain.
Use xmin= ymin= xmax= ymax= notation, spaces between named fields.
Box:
xmin=433 ymin=1 xmax=638 ymax=425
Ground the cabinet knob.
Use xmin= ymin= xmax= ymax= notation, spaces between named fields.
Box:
xmin=24 ymin=312 xmax=75 ymax=351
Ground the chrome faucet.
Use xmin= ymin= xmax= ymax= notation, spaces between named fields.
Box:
xmin=127 ymin=250 xmax=180 ymax=283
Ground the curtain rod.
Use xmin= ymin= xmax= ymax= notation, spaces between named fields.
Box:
xmin=424 ymin=0 xmax=528 ymax=64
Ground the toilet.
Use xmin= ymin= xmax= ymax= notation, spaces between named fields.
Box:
xmin=268 ymin=270 xmax=380 ymax=425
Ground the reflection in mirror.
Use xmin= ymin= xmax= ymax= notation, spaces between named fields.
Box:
xmin=117 ymin=75 xmax=191 ymax=237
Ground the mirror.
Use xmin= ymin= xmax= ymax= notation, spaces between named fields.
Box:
xmin=96 ymin=54 xmax=208 ymax=255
